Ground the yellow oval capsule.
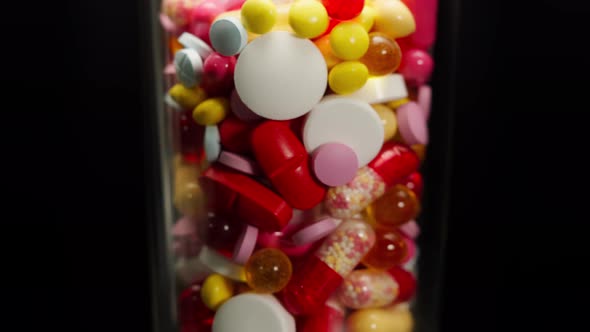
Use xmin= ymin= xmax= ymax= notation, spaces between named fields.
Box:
xmin=193 ymin=97 xmax=229 ymax=125
xmin=288 ymin=0 xmax=329 ymax=38
xmin=329 ymin=61 xmax=369 ymax=94
xmin=372 ymin=104 xmax=398 ymax=142
xmin=329 ymin=22 xmax=370 ymax=60
xmin=201 ymin=274 xmax=235 ymax=311
xmin=353 ymin=5 xmax=377 ymax=32
xmin=241 ymin=0 xmax=277 ymax=34
xmin=169 ymin=84 xmax=207 ymax=110
xmin=372 ymin=0 xmax=416 ymax=39
xmin=387 ymin=97 xmax=410 ymax=110
xmin=346 ymin=305 xmax=414 ymax=332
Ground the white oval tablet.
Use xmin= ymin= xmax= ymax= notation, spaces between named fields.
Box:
xmin=234 ymin=31 xmax=328 ymax=120
xmin=175 ymin=48 xmax=203 ymax=88
xmin=345 ymin=74 xmax=408 ymax=104
xmin=198 ymin=246 xmax=246 ymax=282
xmin=303 ymin=98 xmax=384 ymax=167
xmin=204 ymin=125 xmax=221 ymax=162
xmin=213 ymin=294 xmax=296 ymax=332
xmin=178 ymin=32 xmax=214 ymax=59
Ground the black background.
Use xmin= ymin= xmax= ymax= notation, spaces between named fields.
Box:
xmin=2 ymin=0 xmax=589 ymax=331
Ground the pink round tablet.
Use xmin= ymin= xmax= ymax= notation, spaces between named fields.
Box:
xmin=398 ymin=220 xmax=420 ymax=239
xmin=230 ymin=89 xmax=263 ymax=122
xmin=312 ymin=143 xmax=359 ymax=186
xmin=232 ymin=225 xmax=259 ymax=264
xmin=417 ymin=85 xmax=432 ymax=121
xmin=291 ymin=216 xmax=339 ymax=245
xmin=218 ymin=150 xmax=261 ymax=175
xmin=396 ymin=101 xmax=429 ymax=145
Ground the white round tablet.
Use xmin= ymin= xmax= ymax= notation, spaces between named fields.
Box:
xmin=234 ymin=31 xmax=328 ymax=120
xmin=198 ymin=246 xmax=246 ymax=281
xmin=345 ymin=74 xmax=408 ymax=104
xmin=178 ymin=32 xmax=213 ymax=59
xmin=175 ymin=48 xmax=203 ymax=88
xmin=303 ymin=98 xmax=384 ymax=167
xmin=213 ymin=294 xmax=296 ymax=332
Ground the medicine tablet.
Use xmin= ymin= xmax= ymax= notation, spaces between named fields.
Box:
xmin=213 ymin=294 xmax=296 ymax=332
xmin=396 ymin=101 xmax=429 ymax=145
xmin=291 ymin=216 xmax=339 ymax=245
xmin=234 ymin=31 xmax=328 ymax=120
xmin=175 ymin=48 xmax=203 ymax=88
xmin=398 ymin=220 xmax=420 ymax=239
xmin=232 ymin=225 xmax=259 ymax=264
xmin=204 ymin=125 xmax=221 ymax=162
xmin=418 ymin=85 xmax=432 ymax=121
xmin=210 ymin=17 xmax=248 ymax=56
xmin=303 ymin=97 xmax=384 ymax=167
xmin=345 ymin=74 xmax=408 ymax=104
xmin=312 ymin=143 xmax=359 ymax=186
xmin=178 ymin=32 xmax=214 ymax=59
xmin=198 ymin=246 xmax=247 ymax=282
xmin=218 ymin=151 xmax=261 ymax=175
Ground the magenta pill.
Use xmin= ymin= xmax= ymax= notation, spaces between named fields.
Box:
xmin=232 ymin=225 xmax=259 ymax=264
xmin=257 ymin=231 xmax=282 ymax=249
xmin=396 ymin=101 xmax=429 ymax=145
xmin=398 ymin=220 xmax=420 ymax=239
xmin=203 ymin=52 xmax=236 ymax=82
xmin=311 ymin=143 xmax=359 ymax=186
xmin=398 ymin=49 xmax=434 ymax=87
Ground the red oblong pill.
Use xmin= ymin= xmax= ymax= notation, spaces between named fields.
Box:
xmin=252 ymin=121 xmax=327 ymax=210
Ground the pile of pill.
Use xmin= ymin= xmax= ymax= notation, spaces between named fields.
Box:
xmin=161 ymin=0 xmax=436 ymax=331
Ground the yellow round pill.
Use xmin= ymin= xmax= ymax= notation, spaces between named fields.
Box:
xmin=201 ymin=274 xmax=235 ymax=311
xmin=241 ymin=0 xmax=277 ymax=34
xmin=288 ymin=0 xmax=329 ymax=38
xmin=372 ymin=104 xmax=398 ymax=142
xmin=372 ymin=0 xmax=416 ymax=39
xmin=329 ymin=22 xmax=370 ymax=60
xmin=353 ymin=5 xmax=377 ymax=32
xmin=169 ymin=84 xmax=207 ymax=110
xmin=193 ymin=97 xmax=229 ymax=126
xmin=328 ymin=61 xmax=369 ymax=94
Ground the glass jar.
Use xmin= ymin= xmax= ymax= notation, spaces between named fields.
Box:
xmin=148 ymin=1 xmax=441 ymax=331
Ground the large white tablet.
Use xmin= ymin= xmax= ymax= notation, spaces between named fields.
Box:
xmin=234 ymin=31 xmax=328 ymax=120
xmin=303 ymin=97 xmax=384 ymax=167
xmin=345 ymin=74 xmax=408 ymax=104
xmin=213 ymin=294 xmax=296 ymax=332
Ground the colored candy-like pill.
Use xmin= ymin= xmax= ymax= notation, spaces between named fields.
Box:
xmin=197 ymin=214 xmax=242 ymax=255
xmin=232 ymin=224 xmax=259 ymax=264
xmin=209 ymin=17 xmax=248 ymax=56
xmin=346 ymin=304 xmax=414 ymax=332
xmin=372 ymin=104 xmax=398 ymax=142
xmin=245 ymin=248 xmax=293 ymax=293
xmin=336 ymin=269 xmax=399 ymax=309
xmin=372 ymin=0 xmax=416 ymax=39
xmin=353 ymin=4 xmax=377 ymax=31
xmin=281 ymin=219 xmax=376 ymax=315
xmin=193 ymin=97 xmax=229 ymax=125
xmin=203 ymin=52 xmax=236 ymax=82
xmin=313 ymin=34 xmax=342 ymax=69
xmin=168 ymin=84 xmax=207 ymax=110
xmin=360 ymin=32 xmax=402 ymax=76
xmin=369 ymin=184 xmax=420 ymax=227
xmin=201 ymin=274 xmax=235 ymax=310
xmin=330 ymin=22 xmax=369 ymax=60
xmin=311 ymin=143 xmax=359 ymax=187
xmin=396 ymin=101 xmax=429 ymax=145
xmin=397 ymin=48 xmax=434 ymax=87
xmin=322 ymin=0 xmax=365 ymax=20
xmin=241 ymin=0 xmax=277 ymax=34
xmin=328 ymin=61 xmax=369 ymax=95
xmin=362 ymin=226 xmax=408 ymax=270
xmin=288 ymin=0 xmax=329 ymax=38
xmin=417 ymin=85 xmax=432 ymax=121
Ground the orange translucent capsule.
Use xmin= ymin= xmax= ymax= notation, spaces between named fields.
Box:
xmin=169 ymin=37 xmax=184 ymax=55
xmin=359 ymin=32 xmax=402 ymax=76
xmin=361 ymin=226 xmax=408 ymax=270
xmin=370 ymin=184 xmax=420 ymax=227
xmin=245 ymin=248 xmax=292 ymax=293
xmin=314 ymin=34 xmax=342 ymax=69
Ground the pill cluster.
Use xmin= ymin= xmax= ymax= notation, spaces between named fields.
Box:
xmin=161 ymin=0 xmax=436 ymax=331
